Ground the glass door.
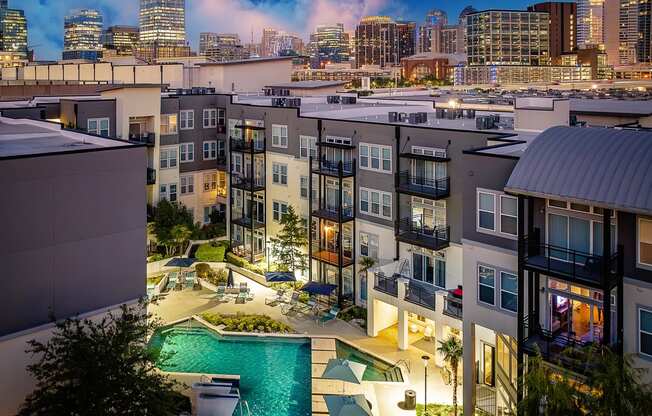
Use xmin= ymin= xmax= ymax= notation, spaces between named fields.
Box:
xmin=550 ymin=294 xmax=570 ymax=336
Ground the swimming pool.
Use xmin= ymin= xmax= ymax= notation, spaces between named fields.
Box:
xmin=336 ymin=340 xmax=404 ymax=382
xmin=149 ymin=325 xmax=312 ymax=416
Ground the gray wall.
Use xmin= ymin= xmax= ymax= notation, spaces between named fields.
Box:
xmin=59 ymin=99 xmax=116 ymax=137
xmin=177 ymin=94 xmax=226 ymax=173
xmin=0 ymin=147 xmax=147 ymax=336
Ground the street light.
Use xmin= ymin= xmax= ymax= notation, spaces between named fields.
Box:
xmin=422 ymin=355 xmax=430 ymax=416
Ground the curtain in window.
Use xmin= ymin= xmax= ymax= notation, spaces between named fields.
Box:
xmin=548 ymin=214 xmax=568 ymax=260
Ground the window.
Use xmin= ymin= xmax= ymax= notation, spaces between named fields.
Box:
xmin=160 ymin=183 xmax=177 ymax=202
xmin=180 ymin=110 xmax=194 ymax=130
xmin=228 ymin=119 xmax=241 ymax=139
xmin=203 ymin=173 xmax=217 ymax=192
xmin=180 ymin=175 xmax=194 ymax=194
xmin=483 ymin=344 xmax=495 ymax=387
xmin=203 ymin=141 xmax=217 ymax=160
xmin=273 ymin=201 xmax=288 ymax=222
xmin=231 ymin=153 xmax=242 ymax=174
xmin=272 ymin=163 xmax=288 ymax=185
xmin=217 ymin=108 xmax=225 ymax=126
xmin=500 ymin=195 xmax=518 ymax=236
xmin=548 ymin=199 xmax=567 ymax=209
xmin=179 ymin=143 xmax=194 ymax=162
xmin=478 ymin=191 xmax=496 ymax=231
xmin=87 ymin=118 xmax=109 ymax=136
xmin=359 ymin=143 xmax=392 ymax=173
xmin=359 ymin=188 xmax=392 ymax=219
xmin=300 ymin=176 xmax=309 ymax=199
xmin=412 ymin=253 xmax=446 ymax=287
xmin=203 ymin=108 xmax=217 ymax=128
xmin=359 ymin=232 xmax=379 ymax=259
xmin=300 ymin=135 xmax=317 ymax=159
xmin=500 ymin=272 xmax=517 ymax=312
xmin=159 ymin=147 xmax=177 ymax=169
xmin=639 ymin=218 xmax=652 ymax=267
xmin=203 ymin=205 xmax=217 ymax=224
xmin=478 ymin=265 xmax=495 ymax=305
xmin=272 ymin=124 xmax=288 ymax=148
xmin=161 ymin=114 xmax=178 ymax=135
xmin=640 ymin=308 xmax=652 ymax=357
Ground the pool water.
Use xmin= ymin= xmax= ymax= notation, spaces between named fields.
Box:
xmin=149 ymin=326 xmax=311 ymax=416
xmin=336 ymin=340 xmax=404 ymax=382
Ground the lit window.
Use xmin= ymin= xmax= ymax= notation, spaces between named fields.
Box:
xmin=639 ymin=218 xmax=652 ymax=267
xmin=161 ymin=114 xmax=178 ymax=135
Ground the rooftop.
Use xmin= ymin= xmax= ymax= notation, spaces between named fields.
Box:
xmin=0 ymin=118 xmax=135 ymax=159
xmin=264 ymin=81 xmax=347 ymax=89
xmin=196 ymin=56 xmax=294 ymax=66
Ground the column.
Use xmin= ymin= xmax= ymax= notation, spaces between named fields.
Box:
xmin=397 ymin=278 xmax=409 ymax=351
xmin=463 ymin=319 xmax=475 ymax=416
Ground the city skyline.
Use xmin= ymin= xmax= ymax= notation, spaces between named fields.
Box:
xmin=23 ymin=0 xmax=531 ymax=60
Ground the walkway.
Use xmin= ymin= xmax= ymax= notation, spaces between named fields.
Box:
xmin=149 ymin=271 xmax=461 ymax=415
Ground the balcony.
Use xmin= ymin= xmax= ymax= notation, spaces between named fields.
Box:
xmin=216 ymin=155 xmax=227 ymax=171
xmin=520 ymin=229 xmax=620 ymax=288
xmin=312 ymin=159 xmax=355 ymax=177
xmin=399 ymin=152 xmax=450 ymax=163
xmin=373 ymin=273 xmax=398 ymax=297
xmin=443 ymin=293 xmax=463 ymax=319
xmin=522 ymin=316 xmax=601 ymax=374
xmin=311 ymin=242 xmax=354 ymax=267
xmin=230 ymin=137 xmax=265 ymax=153
xmin=231 ymin=216 xmax=265 ymax=229
xmin=146 ymin=168 xmax=156 ymax=185
xmin=396 ymin=218 xmax=450 ymax=251
xmin=397 ymin=172 xmax=450 ymax=199
xmin=404 ymin=280 xmax=437 ymax=310
xmin=129 ymin=132 xmax=155 ymax=146
xmin=231 ymin=174 xmax=265 ymax=192
xmin=312 ymin=206 xmax=355 ymax=223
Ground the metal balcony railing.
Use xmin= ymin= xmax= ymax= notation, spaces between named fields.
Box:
xmin=397 ymin=172 xmax=450 ymax=199
xmin=404 ymin=280 xmax=436 ymax=310
xmin=312 ymin=158 xmax=355 ymax=176
xmin=443 ymin=295 xmax=463 ymax=319
xmin=310 ymin=242 xmax=354 ymax=267
xmin=312 ymin=205 xmax=355 ymax=222
xmin=396 ymin=218 xmax=450 ymax=251
xmin=130 ymin=132 xmax=155 ymax=146
xmin=146 ymin=167 xmax=156 ymax=185
xmin=230 ymin=137 xmax=265 ymax=152
xmin=373 ymin=273 xmax=398 ymax=297
xmin=231 ymin=174 xmax=265 ymax=191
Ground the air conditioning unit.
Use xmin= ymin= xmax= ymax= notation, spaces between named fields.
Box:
xmin=388 ymin=111 xmax=398 ymax=122
xmin=327 ymin=95 xmax=341 ymax=104
xmin=341 ymin=96 xmax=357 ymax=104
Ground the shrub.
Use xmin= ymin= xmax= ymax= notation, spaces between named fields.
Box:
xmin=195 ymin=241 xmax=228 ymax=262
xmin=201 ymin=312 xmax=293 ymax=334
xmin=195 ymin=263 xmax=211 ymax=279
xmin=146 ymin=274 xmax=164 ymax=286
xmin=225 ymin=252 xmax=266 ymax=275
xmin=147 ymin=253 xmax=166 ymax=263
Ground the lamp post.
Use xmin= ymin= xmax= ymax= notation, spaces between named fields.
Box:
xmin=422 ymin=355 xmax=430 ymax=416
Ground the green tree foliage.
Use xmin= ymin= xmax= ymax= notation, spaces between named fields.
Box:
xmin=437 ymin=335 xmax=463 ymax=416
xmin=269 ymin=205 xmax=308 ymax=272
xmin=19 ymin=300 xmax=187 ymax=416
xmin=152 ymin=200 xmax=194 ymax=255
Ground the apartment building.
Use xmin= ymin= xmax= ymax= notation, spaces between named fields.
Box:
xmin=0 ymin=117 xmax=146 ymax=414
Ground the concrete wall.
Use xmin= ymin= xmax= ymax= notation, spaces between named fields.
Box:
xmin=514 ymin=98 xmax=569 ymax=132
xmin=195 ymin=59 xmax=293 ymax=92
xmin=0 ymin=146 xmax=147 ymax=336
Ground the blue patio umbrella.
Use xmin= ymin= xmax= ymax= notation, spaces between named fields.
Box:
xmin=300 ymin=282 xmax=337 ymax=296
xmin=322 ymin=358 xmax=366 ymax=385
xmin=264 ymin=272 xmax=296 ymax=283
xmin=165 ymin=257 xmax=195 ymax=268
xmin=226 ymin=269 xmax=234 ymax=288
xmin=324 ymin=395 xmax=372 ymax=416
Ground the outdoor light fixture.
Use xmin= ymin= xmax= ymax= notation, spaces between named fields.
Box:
xmin=422 ymin=355 xmax=430 ymax=415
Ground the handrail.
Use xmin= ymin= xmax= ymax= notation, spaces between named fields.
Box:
xmin=405 ymin=281 xmax=436 ymax=310
xmin=313 ymin=158 xmax=354 ymax=175
xmin=230 ymin=137 xmax=265 ymax=152
xmin=397 ymin=218 xmax=449 ymax=239
xmin=313 ymin=205 xmax=354 ymax=219
xmin=388 ymin=358 xmax=411 ymax=375
xmin=374 ymin=272 xmax=398 ymax=296
xmin=398 ymin=171 xmax=450 ymax=192
xmin=443 ymin=295 xmax=463 ymax=319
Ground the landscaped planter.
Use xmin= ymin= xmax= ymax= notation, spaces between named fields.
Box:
xmin=225 ymin=263 xmax=269 ymax=287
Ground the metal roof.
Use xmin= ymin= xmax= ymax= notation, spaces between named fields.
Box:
xmin=505 ymin=126 xmax=652 ymax=215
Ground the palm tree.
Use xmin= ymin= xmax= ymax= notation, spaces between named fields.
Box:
xmin=170 ymin=224 xmax=192 ymax=255
xmin=358 ymin=256 xmax=376 ymax=274
xmin=437 ymin=335 xmax=463 ymax=416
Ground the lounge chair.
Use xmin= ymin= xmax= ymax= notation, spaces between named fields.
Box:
xmin=165 ymin=272 xmax=178 ymax=291
xmin=281 ymin=292 xmax=300 ymax=315
xmin=215 ymin=286 xmax=226 ymax=301
xmin=318 ymin=306 xmax=340 ymax=326
xmin=265 ymin=289 xmax=285 ymax=306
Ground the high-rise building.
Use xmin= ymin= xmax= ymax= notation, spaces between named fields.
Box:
xmin=102 ymin=26 xmax=139 ymax=56
xmin=0 ymin=0 xmax=7 ymax=9
xmin=396 ymin=21 xmax=416 ymax=59
xmin=355 ymin=16 xmax=398 ymax=68
xmin=138 ymin=0 xmax=189 ymax=60
xmin=528 ymin=2 xmax=577 ymax=61
xmin=618 ymin=0 xmax=639 ymax=64
xmin=261 ymin=28 xmax=277 ymax=57
xmin=418 ymin=9 xmax=447 ymax=53
xmin=577 ymin=0 xmax=605 ymax=48
xmin=199 ymin=33 xmax=249 ymax=62
xmin=638 ymin=0 xmax=652 ymax=62
xmin=466 ymin=10 xmax=550 ymax=66
xmin=62 ymin=9 xmax=103 ymax=61
xmin=439 ymin=25 xmax=460 ymax=54
xmin=0 ymin=5 xmax=27 ymax=62
xmin=308 ymin=24 xmax=350 ymax=68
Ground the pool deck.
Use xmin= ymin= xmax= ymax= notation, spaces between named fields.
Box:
xmin=149 ymin=271 xmax=461 ymax=416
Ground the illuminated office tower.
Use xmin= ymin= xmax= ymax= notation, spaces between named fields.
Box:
xmin=0 ymin=7 xmax=27 ymax=64
xmin=577 ymin=0 xmax=605 ymax=48
xmin=308 ymin=24 xmax=350 ymax=68
xmin=355 ymin=16 xmax=398 ymax=68
xmin=396 ymin=21 xmax=416 ymax=59
xmin=138 ymin=0 xmax=189 ymax=60
xmin=62 ymin=9 xmax=103 ymax=61
xmin=102 ymin=26 xmax=139 ymax=56
xmin=418 ymin=9 xmax=447 ymax=53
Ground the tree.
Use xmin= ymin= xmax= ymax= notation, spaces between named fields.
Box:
xmin=358 ymin=256 xmax=376 ymax=274
xmin=170 ymin=224 xmax=192 ymax=256
xmin=437 ymin=335 xmax=463 ymax=416
xmin=19 ymin=300 xmax=187 ymax=416
xmin=152 ymin=199 xmax=195 ymax=256
xmin=269 ymin=205 xmax=308 ymax=272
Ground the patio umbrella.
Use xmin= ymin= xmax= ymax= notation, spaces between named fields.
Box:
xmin=324 ymin=395 xmax=372 ymax=416
xmin=165 ymin=257 xmax=196 ymax=268
xmin=227 ymin=269 xmax=234 ymax=288
xmin=300 ymin=282 xmax=337 ymax=296
xmin=264 ymin=272 xmax=296 ymax=283
xmin=322 ymin=358 xmax=366 ymax=385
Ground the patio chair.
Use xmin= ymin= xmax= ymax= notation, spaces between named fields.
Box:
xmin=165 ymin=273 xmax=178 ymax=291
xmin=265 ymin=289 xmax=285 ymax=306
xmin=281 ymin=292 xmax=300 ymax=315
xmin=318 ymin=306 xmax=340 ymax=326
xmin=215 ymin=286 xmax=226 ymax=301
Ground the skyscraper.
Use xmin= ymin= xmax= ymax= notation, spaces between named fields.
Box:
xmin=396 ymin=21 xmax=416 ymax=59
xmin=308 ymin=24 xmax=350 ymax=68
xmin=62 ymin=9 xmax=103 ymax=61
xmin=577 ymin=0 xmax=605 ymax=48
xmin=355 ymin=16 xmax=398 ymax=68
xmin=528 ymin=2 xmax=577 ymax=60
xmin=261 ymin=28 xmax=277 ymax=57
xmin=138 ymin=0 xmax=189 ymax=60
xmin=0 ymin=6 xmax=27 ymax=61
xmin=0 ymin=1 xmax=7 ymax=9
xmin=199 ymin=33 xmax=249 ymax=62
xmin=618 ymin=0 xmax=639 ymax=65
xmin=102 ymin=26 xmax=139 ymax=56
xmin=418 ymin=9 xmax=447 ymax=53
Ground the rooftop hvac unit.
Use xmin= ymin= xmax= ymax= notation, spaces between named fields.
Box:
xmin=399 ymin=112 xmax=408 ymax=122
xmin=206 ymin=87 xmax=216 ymax=94
xmin=408 ymin=113 xmax=418 ymax=124
xmin=287 ymin=98 xmax=302 ymax=107
xmin=263 ymin=88 xmax=272 ymax=96
xmin=271 ymin=97 xmax=287 ymax=107
xmin=417 ymin=112 xmax=428 ymax=123
xmin=341 ymin=96 xmax=357 ymax=104
xmin=475 ymin=115 xmax=496 ymax=130
xmin=446 ymin=109 xmax=462 ymax=120
xmin=465 ymin=109 xmax=476 ymax=119
xmin=388 ymin=111 xmax=398 ymax=122
xmin=435 ymin=108 xmax=446 ymax=119
xmin=327 ymin=95 xmax=341 ymax=104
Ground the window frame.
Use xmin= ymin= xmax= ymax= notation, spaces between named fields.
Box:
xmin=273 ymin=200 xmax=289 ymax=222
xmin=499 ymin=195 xmax=518 ymax=237
xmin=359 ymin=143 xmax=392 ymax=174
xmin=179 ymin=109 xmax=194 ymax=130
xmin=300 ymin=176 xmax=309 ymax=199
xmin=638 ymin=217 xmax=652 ymax=268
xmin=179 ymin=142 xmax=195 ymax=163
xmin=272 ymin=124 xmax=288 ymax=148
xmin=272 ymin=162 xmax=288 ymax=186
xmin=159 ymin=147 xmax=177 ymax=169
xmin=359 ymin=187 xmax=392 ymax=220
xmin=160 ymin=114 xmax=178 ymax=135
xmin=203 ymin=140 xmax=217 ymax=160
xmin=203 ymin=172 xmax=217 ymax=192
xmin=478 ymin=264 xmax=496 ymax=306
xmin=359 ymin=231 xmax=379 ymax=259
xmin=87 ymin=117 xmax=110 ymax=137
xmin=499 ymin=271 xmax=518 ymax=313
xmin=478 ymin=190 xmax=497 ymax=232
xmin=180 ymin=174 xmax=194 ymax=195
xmin=639 ymin=307 xmax=652 ymax=358
xmin=299 ymin=135 xmax=317 ymax=159
xmin=203 ymin=108 xmax=218 ymax=129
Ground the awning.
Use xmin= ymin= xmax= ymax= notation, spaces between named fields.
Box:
xmin=165 ymin=257 xmax=195 ymax=268
xmin=265 ymin=272 xmax=296 ymax=283
xmin=300 ymin=282 xmax=337 ymax=296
